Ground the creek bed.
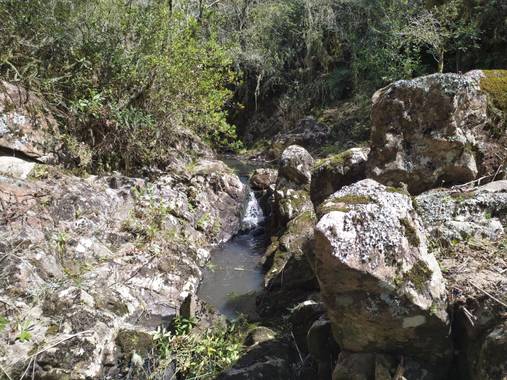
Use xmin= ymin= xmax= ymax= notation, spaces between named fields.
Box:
xmin=197 ymin=158 xmax=267 ymax=319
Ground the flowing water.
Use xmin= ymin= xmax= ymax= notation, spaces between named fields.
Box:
xmin=197 ymin=159 xmax=266 ymax=319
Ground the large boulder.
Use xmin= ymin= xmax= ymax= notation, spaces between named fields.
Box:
xmin=314 ymin=179 xmax=451 ymax=372
xmin=273 ymin=145 xmax=314 ymax=231
xmin=367 ymin=70 xmax=507 ymax=194
xmin=0 ymin=81 xmax=60 ymax=163
xmin=311 ymin=147 xmax=369 ymax=206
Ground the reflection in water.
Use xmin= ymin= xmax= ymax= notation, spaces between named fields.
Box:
xmin=198 ymin=189 xmax=265 ymax=319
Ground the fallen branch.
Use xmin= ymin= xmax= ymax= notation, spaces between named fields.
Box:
xmin=0 ymin=363 xmax=13 ymax=380
xmin=469 ymin=281 xmax=507 ymax=309
xmin=290 ymin=331 xmax=304 ymax=364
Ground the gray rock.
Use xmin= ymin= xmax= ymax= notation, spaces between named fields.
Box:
xmin=0 ymin=156 xmax=35 ymax=179
xmin=244 ymin=326 xmax=276 ymax=347
xmin=314 ymin=179 xmax=451 ymax=369
xmin=367 ymin=71 xmax=506 ymax=194
xmin=311 ymin=147 xmax=369 ymax=206
xmin=278 ymin=145 xmax=314 ymax=187
xmin=0 ymin=81 xmax=60 ymax=163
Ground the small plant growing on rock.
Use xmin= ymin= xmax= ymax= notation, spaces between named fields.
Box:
xmin=16 ymin=320 xmax=33 ymax=342
xmin=0 ymin=316 xmax=8 ymax=332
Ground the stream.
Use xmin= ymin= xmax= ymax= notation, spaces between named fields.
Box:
xmin=197 ymin=158 xmax=267 ymax=319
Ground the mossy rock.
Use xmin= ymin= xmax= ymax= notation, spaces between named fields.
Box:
xmin=116 ymin=329 xmax=153 ymax=356
xmin=481 ymin=70 xmax=507 ymax=113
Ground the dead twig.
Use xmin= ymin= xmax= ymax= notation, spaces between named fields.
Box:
xmin=0 ymin=363 xmax=13 ymax=380
xmin=290 ymin=331 xmax=304 ymax=364
xmin=469 ymin=281 xmax=507 ymax=309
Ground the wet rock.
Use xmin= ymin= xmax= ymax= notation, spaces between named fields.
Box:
xmin=0 ymin=81 xmax=60 ymax=163
xmin=311 ymin=147 xmax=369 ymax=206
xmin=250 ymin=168 xmax=277 ymax=191
xmin=314 ymin=179 xmax=451 ymax=370
xmin=367 ymin=71 xmax=507 ymax=194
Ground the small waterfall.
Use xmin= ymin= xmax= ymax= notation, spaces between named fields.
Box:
xmin=241 ymin=190 xmax=265 ymax=231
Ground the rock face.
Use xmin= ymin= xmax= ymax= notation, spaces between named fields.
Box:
xmin=311 ymin=147 xmax=369 ymax=206
xmin=0 ymin=81 xmax=60 ymax=162
xmin=0 ymin=159 xmax=244 ymax=379
xmin=415 ymin=181 xmax=507 ymax=380
xmin=367 ymin=71 xmax=507 ymax=194
xmin=314 ymin=179 xmax=451 ymax=371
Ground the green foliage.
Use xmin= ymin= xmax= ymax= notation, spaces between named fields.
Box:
xmin=0 ymin=0 xmax=241 ymax=173
xmin=16 ymin=320 xmax=33 ymax=343
xmin=153 ymin=317 xmax=246 ymax=379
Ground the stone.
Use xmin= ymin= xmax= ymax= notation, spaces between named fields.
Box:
xmin=244 ymin=327 xmax=276 ymax=347
xmin=278 ymin=145 xmax=314 ymax=187
xmin=249 ymin=168 xmax=277 ymax=191
xmin=216 ymin=339 xmax=295 ymax=380
xmin=0 ymin=81 xmax=60 ymax=163
xmin=0 ymin=159 xmax=245 ymax=379
xmin=272 ymin=146 xmax=314 ymax=232
xmin=311 ymin=147 xmax=369 ymax=206
xmin=474 ymin=321 xmax=507 ymax=380
xmin=263 ymin=210 xmax=317 ymax=290
xmin=0 ymin=156 xmax=35 ymax=179
xmin=416 ymin=180 xmax=507 ymax=246
xmin=367 ymin=71 xmax=507 ymax=194
xmin=314 ymin=179 xmax=451 ymax=370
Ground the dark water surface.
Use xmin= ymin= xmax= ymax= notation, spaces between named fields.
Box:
xmin=197 ymin=157 xmax=266 ymax=319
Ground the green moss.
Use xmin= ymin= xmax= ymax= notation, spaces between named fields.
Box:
xmin=405 ymin=261 xmax=432 ymax=292
xmin=481 ymin=70 xmax=507 ymax=113
xmin=399 ymin=217 xmax=420 ymax=247
xmin=450 ymin=190 xmax=476 ymax=202
xmin=116 ymin=330 xmax=154 ymax=356
xmin=387 ymin=186 xmax=410 ymax=196
xmin=315 ymin=149 xmax=354 ymax=169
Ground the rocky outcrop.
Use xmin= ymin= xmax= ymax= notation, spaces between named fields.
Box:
xmin=415 ymin=180 xmax=507 ymax=380
xmin=314 ymin=179 xmax=451 ymax=373
xmin=0 ymin=81 xmax=60 ymax=163
xmin=367 ymin=70 xmax=507 ymax=194
xmin=260 ymin=146 xmax=317 ymax=295
xmin=311 ymin=147 xmax=369 ymax=206
xmin=0 ymin=159 xmax=244 ymax=379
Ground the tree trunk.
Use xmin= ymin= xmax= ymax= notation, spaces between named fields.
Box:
xmin=437 ymin=50 xmax=444 ymax=73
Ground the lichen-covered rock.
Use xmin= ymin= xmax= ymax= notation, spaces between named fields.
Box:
xmin=272 ymin=145 xmax=314 ymax=232
xmin=367 ymin=71 xmax=507 ymax=194
xmin=278 ymin=145 xmax=314 ymax=187
xmin=314 ymin=179 xmax=451 ymax=370
xmin=311 ymin=146 xmax=369 ymax=206
xmin=0 ymin=81 xmax=60 ymax=162
xmin=416 ymin=181 xmax=507 ymax=380
xmin=416 ymin=180 xmax=507 ymax=246
xmin=0 ymin=156 xmax=35 ymax=179
xmin=0 ymin=159 xmax=244 ymax=379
